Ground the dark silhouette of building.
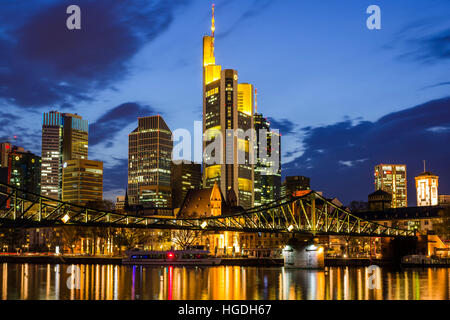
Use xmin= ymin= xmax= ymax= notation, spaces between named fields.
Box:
xmin=171 ymin=162 xmax=202 ymax=209
xmin=368 ymin=189 xmax=392 ymax=211
xmin=282 ymin=176 xmax=310 ymax=198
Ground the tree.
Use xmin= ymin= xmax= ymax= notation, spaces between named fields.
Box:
xmin=0 ymin=228 xmax=26 ymax=252
xmin=62 ymin=226 xmax=84 ymax=253
xmin=113 ymin=228 xmax=141 ymax=254
xmin=171 ymin=230 xmax=202 ymax=250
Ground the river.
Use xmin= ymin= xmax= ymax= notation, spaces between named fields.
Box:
xmin=1 ymin=263 xmax=449 ymax=300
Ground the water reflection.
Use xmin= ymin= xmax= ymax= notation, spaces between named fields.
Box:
xmin=0 ymin=263 xmax=449 ymax=300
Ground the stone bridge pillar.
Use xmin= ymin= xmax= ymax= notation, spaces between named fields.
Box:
xmin=283 ymin=237 xmax=324 ymax=269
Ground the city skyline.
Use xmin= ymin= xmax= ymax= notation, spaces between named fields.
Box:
xmin=0 ymin=0 xmax=449 ymax=205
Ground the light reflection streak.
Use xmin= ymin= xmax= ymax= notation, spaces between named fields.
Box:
xmin=0 ymin=264 xmax=449 ymax=300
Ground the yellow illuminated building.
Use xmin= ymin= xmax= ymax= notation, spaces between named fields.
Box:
xmin=202 ymin=4 xmax=254 ymax=208
xmin=415 ymin=171 xmax=439 ymax=206
xmin=62 ymin=159 xmax=103 ymax=206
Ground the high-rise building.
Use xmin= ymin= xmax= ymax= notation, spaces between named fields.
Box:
xmin=282 ymin=176 xmax=311 ymax=199
xmin=0 ymin=142 xmax=18 ymax=168
xmin=254 ymin=109 xmax=281 ymax=206
xmin=41 ymin=111 xmax=88 ymax=199
xmin=7 ymin=146 xmax=41 ymax=195
xmin=128 ymin=116 xmax=173 ymax=208
xmin=415 ymin=171 xmax=439 ymax=207
xmin=171 ymin=162 xmax=202 ymax=209
xmin=202 ymin=4 xmax=254 ymax=209
xmin=374 ymin=164 xmax=407 ymax=208
xmin=62 ymin=159 xmax=103 ymax=206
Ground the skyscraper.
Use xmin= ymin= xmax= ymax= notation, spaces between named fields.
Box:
xmin=202 ymin=4 xmax=254 ymax=208
xmin=128 ymin=116 xmax=173 ymax=208
xmin=0 ymin=142 xmax=16 ymax=168
xmin=41 ymin=111 xmax=88 ymax=199
xmin=374 ymin=164 xmax=407 ymax=208
xmin=415 ymin=171 xmax=439 ymax=207
xmin=171 ymin=162 xmax=202 ymax=209
xmin=254 ymin=107 xmax=281 ymax=206
xmin=7 ymin=146 xmax=41 ymax=195
xmin=62 ymin=159 xmax=103 ymax=206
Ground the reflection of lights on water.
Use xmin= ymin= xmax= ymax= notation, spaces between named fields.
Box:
xmin=131 ymin=266 xmax=136 ymax=300
xmin=114 ymin=266 xmax=118 ymax=300
xmin=54 ymin=264 xmax=60 ymax=299
xmin=168 ymin=266 xmax=173 ymax=300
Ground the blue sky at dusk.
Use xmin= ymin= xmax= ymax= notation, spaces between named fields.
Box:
xmin=0 ymin=0 xmax=449 ymax=205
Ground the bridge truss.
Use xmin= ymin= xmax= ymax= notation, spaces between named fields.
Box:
xmin=0 ymin=183 xmax=414 ymax=237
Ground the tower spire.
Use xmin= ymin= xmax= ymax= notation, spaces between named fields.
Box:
xmin=211 ymin=2 xmax=215 ymax=38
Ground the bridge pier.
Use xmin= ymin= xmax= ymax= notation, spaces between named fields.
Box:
xmin=381 ymin=236 xmax=419 ymax=262
xmin=283 ymin=237 xmax=324 ymax=269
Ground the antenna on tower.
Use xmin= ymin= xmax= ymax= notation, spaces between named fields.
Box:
xmin=423 ymin=160 xmax=426 ymax=172
xmin=211 ymin=2 xmax=215 ymax=38
xmin=255 ymin=88 xmax=258 ymax=113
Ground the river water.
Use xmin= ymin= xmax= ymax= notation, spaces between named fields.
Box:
xmin=0 ymin=263 xmax=449 ymax=300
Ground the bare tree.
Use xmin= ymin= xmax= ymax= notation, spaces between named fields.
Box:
xmin=172 ymin=230 xmax=202 ymax=250
xmin=62 ymin=226 xmax=84 ymax=254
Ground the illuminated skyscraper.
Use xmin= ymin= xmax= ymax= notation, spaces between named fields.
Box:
xmin=415 ymin=170 xmax=439 ymax=207
xmin=62 ymin=159 xmax=103 ymax=206
xmin=374 ymin=164 xmax=407 ymax=208
xmin=254 ymin=109 xmax=281 ymax=206
xmin=128 ymin=116 xmax=173 ymax=208
xmin=203 ymin=4 xmax=254 ymax=208
xmin=41 ymin=111 xmax=88 ymax=199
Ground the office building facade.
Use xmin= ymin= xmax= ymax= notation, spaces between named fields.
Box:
xmin=7 ymin=147 xmax=41 ymax=195
xmin=128 ymin=116 xmax=173 ymax=208
xmin=41 ymin=111 xmax=88 ymax=199
xmin=62 ymin=159 xmax=103 ymax=206
xmin=254 ymin=112 xmax=281 ymax=206
xmin=374 ymin=164 xmax=407 ymax=208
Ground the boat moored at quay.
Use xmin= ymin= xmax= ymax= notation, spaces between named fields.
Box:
xmin=122 ymin=249 xmax=222 ymax=266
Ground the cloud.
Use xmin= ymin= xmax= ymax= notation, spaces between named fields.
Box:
xmin=89 ymin=102 xmax=158 ymax=146
xmin=267 ymin=117 xmax=296 ymax=136
xmin=283 ymin=97 xmax=450 ymax=206
xmin=216 ymin=0 xmax=274 ymax=39
xmin=103 ymin=157 xmax=128 ymax=193
xmin=0 ymin=0 xmax=188 ymax=109
xmin=394 ymin=26 xmax=450 ymax=65
xmin=422 ymin=81 xmax=450 ymax=90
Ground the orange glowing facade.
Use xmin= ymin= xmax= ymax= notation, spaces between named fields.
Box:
xmin=202 ymin=4 xmax=254 ymax=208
xmin=415 ymin=171 xmax=439 ymax=207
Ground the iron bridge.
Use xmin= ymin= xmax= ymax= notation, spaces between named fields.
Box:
xmin=0 ymin=183 xmax=414 ymax=237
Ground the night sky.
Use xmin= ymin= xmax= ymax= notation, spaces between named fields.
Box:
xmin=0 ymin=0 xmax=449 ymax=205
